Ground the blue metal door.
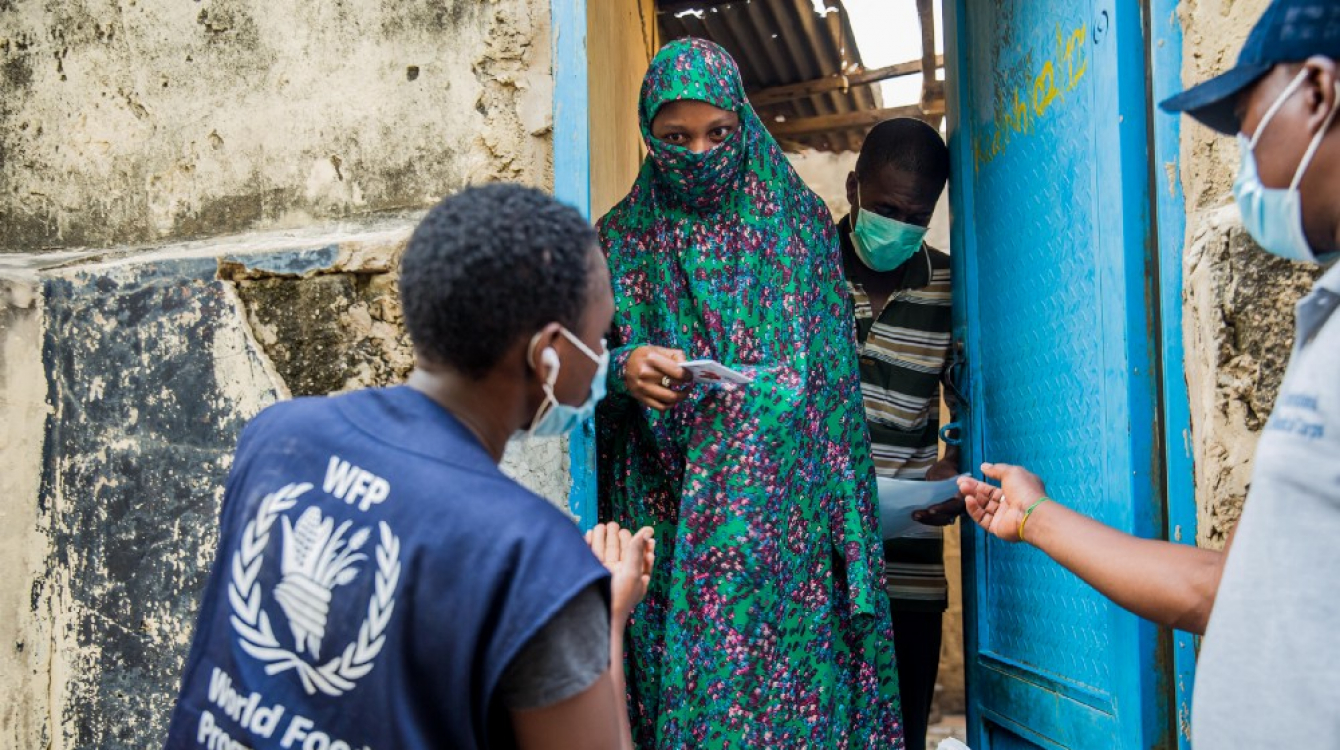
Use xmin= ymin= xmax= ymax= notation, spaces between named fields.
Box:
xmin=944 ymin=1 xmax=1173 ymax=747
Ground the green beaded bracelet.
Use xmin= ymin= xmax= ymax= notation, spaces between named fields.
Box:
xmin=1018 ymin=496 xmax=1053 ymax=543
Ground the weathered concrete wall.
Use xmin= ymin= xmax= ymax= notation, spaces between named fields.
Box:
xmin=1182 ymin=207 xmax=1321 ymax=546
xmin=1 ymin=0 xmax=566 ymax=746
xmin=0 ymin=0 xmax=553 ymax=252
xmin=0 ymin=241 xmax=287 ymax=750
xmin=1178 ymin=0 xmax=1324 ymax=547
xmin=0 ymin=271 xmax=54 ymax=749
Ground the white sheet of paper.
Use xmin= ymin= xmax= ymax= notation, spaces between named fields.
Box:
xmin=877 ymin=476 xmax=964 ymax=539
xmin=680 ymin=359 xmax=753 ymax=385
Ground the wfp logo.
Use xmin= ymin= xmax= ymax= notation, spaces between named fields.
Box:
xmin=275 ymin=505 xmax=370 ymax=658
xmin=228 ymin=483 xmax=401 ymax=697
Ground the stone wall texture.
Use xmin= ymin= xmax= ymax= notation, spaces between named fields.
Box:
xmin=0 ymin=0 xmax=553 ymax=252
xmin=0 ymin=1 xmax=561 ymax=747
xmin=1178 ymin=0 xmax=1324 ymax=547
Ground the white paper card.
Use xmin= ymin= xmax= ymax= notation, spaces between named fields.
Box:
xmin=680 ymin=359 xmax=754 ymax=385
xmin=877 ymin=476 xmax=963 ymax=539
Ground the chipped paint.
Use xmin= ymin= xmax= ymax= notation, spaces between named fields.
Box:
xmin=0 ymin=0 xmax=574 ymax=746
xmin=0 ymin=275 xmax=55 ymax=750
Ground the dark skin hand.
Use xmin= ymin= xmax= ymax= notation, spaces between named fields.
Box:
xmin=915 ymin=446 xmax=964 ymax=525
xmin=958 ymin=463 xmax=1226 ymax=635
xmin=623 ymin=345 xmax=691 ymax=412
xmin=845 ymin=162 xmax=963 ymax=523
xmin=512 ymin=522 xmax=655 ymax=750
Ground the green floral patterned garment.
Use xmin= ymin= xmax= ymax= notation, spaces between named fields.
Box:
xmin=595 ymin=38 xmax=904 ymax=749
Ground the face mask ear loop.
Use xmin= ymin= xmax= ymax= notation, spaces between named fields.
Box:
xmin=1289 ymin=81 xmax=1340 ymax=191
xmin=526 ymin=331 xmax=560 ymax=438
xmin=558 ymin=327 xmax=602 ymax=364
xmin=1249 ymin=69 xmax=1310 ymax=150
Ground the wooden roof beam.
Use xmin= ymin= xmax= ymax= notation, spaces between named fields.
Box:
xmin=748 ymin=55 xmax=945 ymax=108
xmin=763 ymin=104 xmax=931 ymax=139
xmin=916 ymin=0 xmax=941 ymax=115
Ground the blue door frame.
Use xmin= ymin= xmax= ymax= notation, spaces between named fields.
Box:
xmin=1148 ymin=3 xmax=1199 ymax=744
xmin=944 ymin=0 xmax=1196 ymax=747
xmin=552 ymin=0 xmax=599 ymax=531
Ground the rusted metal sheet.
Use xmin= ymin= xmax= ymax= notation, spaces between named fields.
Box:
xmin=657 ymin=0 xmax=880 ymax=152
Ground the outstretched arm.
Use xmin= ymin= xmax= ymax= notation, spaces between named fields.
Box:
xmin=586 ymin=523 xmax=655 ymax=744
xmin=511 ymin=524 xmax=654 ymax=750
xmin=959 ymin=462 xmax=1230 ymax=635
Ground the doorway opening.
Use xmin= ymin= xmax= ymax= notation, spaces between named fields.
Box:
xmin=586 ymin=3 xmax=963 ymax=747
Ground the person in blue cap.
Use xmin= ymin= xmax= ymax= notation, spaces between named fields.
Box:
xmin=955 ymin=0 xmax=1340 ymax=745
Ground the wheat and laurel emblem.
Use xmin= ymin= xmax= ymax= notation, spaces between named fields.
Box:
xmin=228 ymin=482 xmax=402 ymax=696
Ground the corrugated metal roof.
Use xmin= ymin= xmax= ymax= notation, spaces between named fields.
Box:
xmin=657 ymin=0 xmax=880 ymax=153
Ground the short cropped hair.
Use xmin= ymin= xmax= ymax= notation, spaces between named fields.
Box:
xmin=855 ymin=118 xmax=950 ymax=194
xmin=400 ymin=184 xmax=597 ymax=378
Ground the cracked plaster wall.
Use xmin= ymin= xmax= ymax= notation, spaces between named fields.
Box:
xmin=0 ymin=274 xmax=54 ymax=750
xmin=1178 ymin=0 xmax=1324 ymax=547
xmin=0 ymin=0 xmax=567 ymax=746
xmin=0 ymin=0 xmax=553 ymax=251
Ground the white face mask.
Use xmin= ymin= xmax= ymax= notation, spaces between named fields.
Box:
xmin=1234 ymin=69 xmax=1340 ymax=265
xmin=524 ymin=327 xmax=608 ymax=439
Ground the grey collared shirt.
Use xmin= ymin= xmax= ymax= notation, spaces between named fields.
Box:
xmin=1193 ymin=261 xmax=1340 ymax=748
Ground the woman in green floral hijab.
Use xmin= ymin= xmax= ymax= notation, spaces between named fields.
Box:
xmin=595 ymin=38 xmax=905 ymax=748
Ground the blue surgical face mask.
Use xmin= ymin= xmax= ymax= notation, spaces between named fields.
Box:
xmin=526 ymin=327 xmax=609 ymax=439
xmin=851 ymin=184 xmax=929 ymax=272
xmin=1234 ymin=70 xmax=1340 ymax=265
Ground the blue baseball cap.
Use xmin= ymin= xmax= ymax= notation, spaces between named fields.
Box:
xmin=1160 ymin=0 xmax=1340 ymax=135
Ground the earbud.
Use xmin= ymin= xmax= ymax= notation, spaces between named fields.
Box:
xmin=540 ymin=347 xmax=561 ymax=388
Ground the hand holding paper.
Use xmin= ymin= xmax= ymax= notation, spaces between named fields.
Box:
xmin=877 ymin=476 xmax=965 ymax=539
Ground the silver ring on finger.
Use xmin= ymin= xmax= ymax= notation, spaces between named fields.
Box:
xmin=661 ymin=376 xmax=672 ymax=388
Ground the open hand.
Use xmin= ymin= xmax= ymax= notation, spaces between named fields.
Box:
xmin=624 ymin=346 xmax=692 ymax=411
xmin=957 ymin=462 xmax=1047 ymax=543
xmin=585 ymin=522 xmax=655 ymax=622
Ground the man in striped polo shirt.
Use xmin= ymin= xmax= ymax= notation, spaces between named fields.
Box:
xmin=839 ymin=118 xmax=961 ymax=750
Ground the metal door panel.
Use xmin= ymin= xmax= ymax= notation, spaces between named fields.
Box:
xmin=945 ymin=0 xmax=1170 ymax=747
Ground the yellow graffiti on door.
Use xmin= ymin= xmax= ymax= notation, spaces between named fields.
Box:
xmin=973 ymin=23 xmax=1089 ymax=171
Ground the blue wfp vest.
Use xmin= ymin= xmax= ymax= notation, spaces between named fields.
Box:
xmin=164 ymin=386 xmax=608 ymax=750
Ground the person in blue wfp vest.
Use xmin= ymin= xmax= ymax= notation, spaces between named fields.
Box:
xmin=957 ymin=0 xmax=1340 ymax=746
xmin=163 ymin=184 xmax=655 ymax=750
